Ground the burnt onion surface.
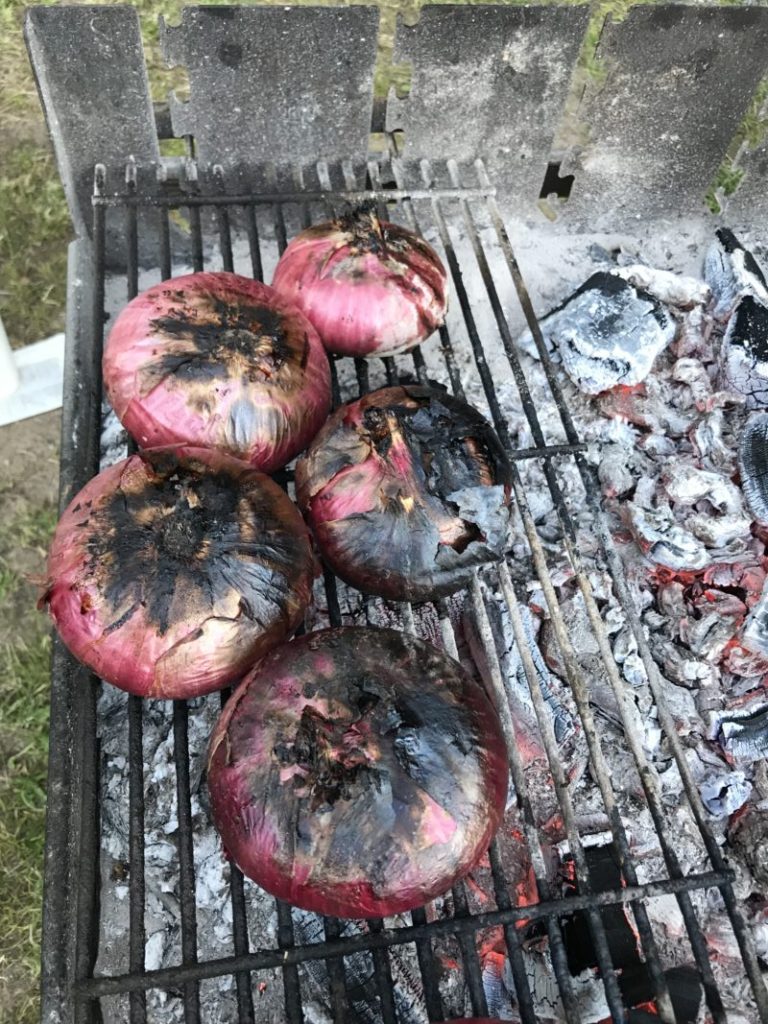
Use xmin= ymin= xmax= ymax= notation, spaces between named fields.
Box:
xmin=296 ymin=385 xmax=513 ymax=601
xmin=41 ymin=447 xmax=316 ymax=698
xmin=207 ymin=627 xmax=509 ymax=919
xmin=271 ymin=206 xmax=448 ymax=358
xmin=103 ymin=271 xmax=331 ymax=472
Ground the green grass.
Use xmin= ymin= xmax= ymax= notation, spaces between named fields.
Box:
xmin=0 ymin=503 xmax=55 ymax=1024
xmin=0 ymin=145 xmax=70 ymax=347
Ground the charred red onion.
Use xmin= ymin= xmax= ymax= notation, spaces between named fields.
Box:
xmin=40 ymin=447 xmax=316 ymax=698
xmin=271 ymin=206 xmax=448 ymax=357
xmin=207 ymin=627 xmax=508 ymax=918
xmin=103 ymin=272 xmax=331 ymax=472
xmin=296 ymin=385 xmax=513 ymax=601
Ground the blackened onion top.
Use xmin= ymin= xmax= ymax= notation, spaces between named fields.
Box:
xmin=207 ymin=627 xmax=509 ymax=918
xmin=296 ymin=385 xmax=513 ymax=601
xmin=41 ymin=447 xmax=316 ymax=698
xmin=103 ymin=272 xmax=331 ymax=472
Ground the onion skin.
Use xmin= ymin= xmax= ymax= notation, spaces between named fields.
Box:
xmin=296 ymin=386 xmax=513 ymax=601
xmin=103 ymin=272 xmax=331 ymax=472
xmin=207 ymin=627 xmax=508 ymax=919
xmin=40 ymin=447 xmax=316 ymax=698
xmin=271 ymin=208 xmax=448 ymax=357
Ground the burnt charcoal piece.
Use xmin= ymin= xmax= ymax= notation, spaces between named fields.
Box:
xmin=739 ymin=412 xmax=768 ymax=523
xmin=207 ymin=627 xmax=509 ymax=919
xmin=706 ymin=230 xmax=768 ymax=409
xmin=728 ymin=803 xmax=768 ymax=890
xmin=715 ymin=704 xmax=768 ymax=762
xmin=517 ymin=271 xmax=675 ymax=395
xmin=296 ymin=385 xmax=513 ymax=601
xmin=705 ymin=227 xmax=768 ymax=321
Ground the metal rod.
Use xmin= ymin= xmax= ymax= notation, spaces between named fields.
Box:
xmin=468 ymin=575 xmax=581 ymax=1024
xmin=173 ymin=701 xmax=201 ymax=1022
xmin=487 ymin=840 xmax=539 ymax=1024
xmin=71 ymin=177 xmax=108 ymax=1023
xmin=323 ymin=917 xmax=350 ymax=1024
xmin=277 ymin=901 xmax=304 ymax=1024
xmin=368 ymin=919 xmax=400 ymax=1024
xmin=421 ymin=163 xmax=604 ymax=1020
xmin=123 ymin=180 xmax=147 ymax=1024
xmin=440 ymin=159 xmax=678 ymax=1023
xmin=188 ymin=203 xmax=204 ymax=272
xmin=245 ymin=204 xmax=264 ymax=281
xmin=159 ymin=208 xmax=172 ymax=281
xmin=214 ymin=167 xmax=234 ymax=272
xmin=219 ymin=690 xmax=255 ymax=1024
xmin=409 ymin=907 xmax=444 ymax=1022
xmin=77 ymin=870 xmax=728 ymax=998
xmin=390 ymin=158 xmax=572 ymax=1022
xmin=497 ymin=564 xmax=676 ymax=1024
xmin=127 ymin=696 xmax=146 ymax=1024
xmin=452 ymin=879 xmax=489 ymax=1017
xmin=93 ymin=186 xmax=497 ymax=208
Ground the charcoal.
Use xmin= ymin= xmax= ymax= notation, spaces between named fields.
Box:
xmin=705 ymin=228 xmax=768 ymax=321
xmin=716 ymin=705 xmax=768 ymax=763
xmin=739 ymin=412 xmax=768 ymax=524
xmin=518 ymin=271 xmax=676 ymax=395
xmin=707 ymin=229 xmax=768 ymax=408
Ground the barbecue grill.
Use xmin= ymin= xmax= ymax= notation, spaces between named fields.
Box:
xmin=24 ymin=4 xmax=768 ymax=1023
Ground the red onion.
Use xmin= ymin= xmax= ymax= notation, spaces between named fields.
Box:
xmin=296 ymin=385 xmax=513 ymax=601
xmin=40 ymin=447 xmax=316 ymax=698
xmin=271 ymin=206 xmax=448 ymax=357
xmin=207 ymin=626 xmax=508 ymax=919
xmin=103 ymin=272 xmax=331 ymax=472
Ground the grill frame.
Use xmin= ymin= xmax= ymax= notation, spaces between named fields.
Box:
xmin=40 ymin=153 xmax=768 ymax=1024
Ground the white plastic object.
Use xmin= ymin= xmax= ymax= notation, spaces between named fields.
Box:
xmin=0 ymin=331 xmax=65 ymax=427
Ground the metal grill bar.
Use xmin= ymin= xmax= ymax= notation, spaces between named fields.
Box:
xmin=426 ymin=161 xmax=684 ymax=1022
xmin=78 ymin=871 xmax=729 ymax=998
xmin=427 ymin=156 xmax=733 ymax=1023
xmin=322 ymin=917 xmax=349 ymax=1024
xmin=389 ymin=156 xmax=613 ymax=1024
xmin=277 ymin=900 xmax=303 ymax=1024
xmin=219 ymin=690 xmax=256 ymax=1024
xmin=93 ymin=187 xmax=496 ymax=208
xmin=172 ymin=701 xmax=201 ymax=1022
xmin=415 ymin=165 xmax=628 ymax=1021
xmin=388 ymin=158 xmax=585 ymax=1024
xmin=408 ymin=907 xmax=444 ymax=1022
xmin=124 ymin=170 xmax=149 ymax=1024
xmin=69 ymin=159 xmax=767 ymax=1024
xmin=392 ymin=183 xmax=546 ymax=1024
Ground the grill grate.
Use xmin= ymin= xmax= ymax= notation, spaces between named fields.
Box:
xmin=45 ymin=156 xmax=768 ymax=1024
